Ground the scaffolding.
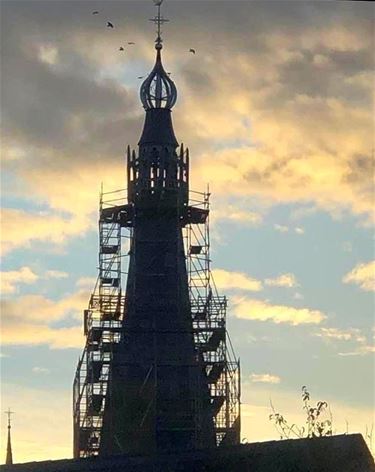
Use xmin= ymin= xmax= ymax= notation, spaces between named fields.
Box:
xmin=73 ymin=189 xmax=129 ymax=458
xmin=185 ymin=190 xmax=241 ymax=446
xmin=73 ymin=187 xmax=240 ymax=458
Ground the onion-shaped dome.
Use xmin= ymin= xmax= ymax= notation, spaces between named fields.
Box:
xmin=140 ymin=47 xmax=177 ymax=110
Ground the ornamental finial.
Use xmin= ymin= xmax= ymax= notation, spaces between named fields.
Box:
xmin=150 ymin=0 xmax=168 ymax=50
xmin=140 ymin=0 xmax=177 ymax=110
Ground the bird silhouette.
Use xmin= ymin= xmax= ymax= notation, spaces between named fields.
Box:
xmin=137 ymin=76 xmax=145 ymax=79
xmin=189 ymin=48 xmax=196 ymax=54
xmin=92 ymin=11 xmax=99 ymax=15
xmin=127 ymin=42 xmax=135 ymax=45
xmin=119 ymin=47 xmax=125 ymax=51
xmin=107 ymin=21 xmax=114 ymax=28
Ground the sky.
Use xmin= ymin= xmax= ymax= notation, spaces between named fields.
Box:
xmin=0 ymin=0 xmax=374 ymax=464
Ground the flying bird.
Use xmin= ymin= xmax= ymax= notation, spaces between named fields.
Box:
xmin=119 ymin=47 xmax=125 ymax=51
xmin=137 ymin=76 xmax=145 ymax=79
xmin=92 ymin=11 xmax=99 ymax=15
xmin=107 ymin=21 xmax=114 ymax=28
xmin=127 ymin=42 xmax=135 ymax=45
xmin=189 ymin=48 xmax=196 ymax=54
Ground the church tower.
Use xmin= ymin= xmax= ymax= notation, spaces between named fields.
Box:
xmin=73 ymin=1 xmax=240 ymax=458
xmin=99 ymin=9 xmax=216 ymax=455
xmin=5 ymin=409 xmax=13 ymax=465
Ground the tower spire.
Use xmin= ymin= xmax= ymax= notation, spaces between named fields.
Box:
xmin=5 ymin=408 xmax=14 ymax=465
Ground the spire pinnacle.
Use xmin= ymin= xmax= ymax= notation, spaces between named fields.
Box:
xmin=5 ymin=408 xmax=14 ymax=465
xmin=149 ymin=0 xmax=169 ymax=50
xmin=140 ymin=0 xmax=177 ymax=110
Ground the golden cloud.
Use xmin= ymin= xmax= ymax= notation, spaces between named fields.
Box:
xmin=1 ymin=267 xmax=69 ymax=295
xmin=232 ymin=297 xmax=326 ymax=325
xmin=0 ymin=208 xmax=93 ymax=255
xmin=250 ymin=373 xmax=281 ymax=384
xmin=0 ymin=266 xmax=39 ymax=294
xmin=212 ymin=269 xmax=263 ymax=292
xmin=1 ymin=323 xmax=83 ymax=349
xmin=211 ymin=204 xmax=263 ymax=226
xmin=265 ymin=273 xmax=299 ymax=288
xmin=315 ymin=327 xmax=366 ymax=343
xmin=343 ymin=260 xmax=375 ymax=292
xmin=1 ymin=290 xmax=88 ymax=348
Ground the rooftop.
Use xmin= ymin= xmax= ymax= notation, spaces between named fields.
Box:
xmin=2 ymin=434 xmax=374 ymax=472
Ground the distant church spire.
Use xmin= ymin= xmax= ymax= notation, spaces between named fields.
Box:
xmin=5 ymin=408 xmax=14 ymax=465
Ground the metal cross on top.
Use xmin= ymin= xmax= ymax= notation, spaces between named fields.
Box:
xmin=5 ymin=408 xmax=14 ymax=428
xmin=149 ymin=0 xmax=169 ymax=49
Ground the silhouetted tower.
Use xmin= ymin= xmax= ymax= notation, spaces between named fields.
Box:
xmin=5 ymin=408 xmax=13 ymax=465
xmin=73 ymin=1 xmax=240 ymax=459
xmin=98 ymin=6 xmax=216 ymax=456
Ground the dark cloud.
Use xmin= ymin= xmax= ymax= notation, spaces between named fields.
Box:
xmin=1 ymin=0 xmax=373 ymax=222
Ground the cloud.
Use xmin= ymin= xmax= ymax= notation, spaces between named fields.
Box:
xmin=274 ymin=224 xmax=289 ymax=233
xmin=32 ymin=367 xmax=50 ymax=374
xmin=232 ymin=297 xmax=326 ymax=325
xmin=314 ymin=327 xmax=374 ymax=357
xmin=0 ymin=208 xmax=93 ymax=255
xmin=76 ymin=276 xmax=97 ymax=288
xmin=44 ymin=270 xmax=68 ymax=279
xmin=338 ymin=345 xmax=375 ymax=357
xmin=250 ymin=373 xmax=281 ymax=384
xmin=342 ymin=260 xmax=375 ymax=292
xmin=1 ymin=290 xmax=88 ymax=349
xmin=212 ymin=269 xmax=263 ymax=292
xmin=295 ymin=227 xmax=305 ymax=235
xmin=0 ymin=0 xmax=372 ymax=261
xmin=1 ymin=266 xmax=69 ymax=296
xmin=315 ymin=327 xmax=366 ymax=343
xmin=212 ymin=204 xmax=263 ymax=226
xmin=0 ymin=266 xmax=39 ymax=294
xmin=265 ymin=273 xmax=299 ymax=288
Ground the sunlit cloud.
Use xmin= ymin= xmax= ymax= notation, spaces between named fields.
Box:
xmin=0 ymin=208 xmax=93 ymax=255
xmin=338 ymin=345 xmax=375 ymax=357
xmin=0 ymin=266 xmax=39 ymax=294
xmin=232 ymin=297 xmax=326 ymax=325
xmin=343 ymin=260 xmax=375 ymax=292
xmin=250 ymin=373 xmax=281 ymax=384
xmin=212 ymin=204 xmax=263 ymax=226
xmin=212 ymin=269 xmax=263 ymax=292
xmin=1 ymin=290 xmax=87 ymax=348
xmin=315 ymin=327 xmax=366 ymax=344
xmin=265 ymin=273 xmax=299 ymax=288
xmin=44 ymin=270 xmax=68 ymax=279
xmin=76 ymin=276 xmax=97 ymax=288
xmin=1 ymin=267 xmax=70 ymax=296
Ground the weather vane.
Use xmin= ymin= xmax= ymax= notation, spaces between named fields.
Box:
xmin=150 ymin=0 xmax=169 ymax=49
